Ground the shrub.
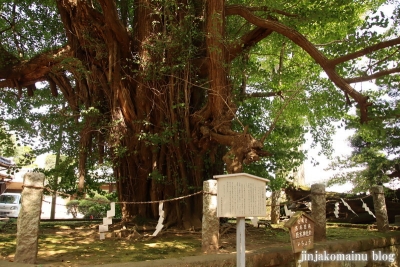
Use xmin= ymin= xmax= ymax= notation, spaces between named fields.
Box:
xmin=104 ymin=192 xmax=122 ymax=219
xmin=77 ymin=195 xmax=110 ymax=219
xmin=65 ymin=199 xmax=80 ymax=218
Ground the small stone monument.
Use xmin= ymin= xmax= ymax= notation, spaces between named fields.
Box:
xmin=14 ymin=172 xmax=45 ymax=264
xmin=285 ymin=211 xmax=314 ymax=267
xmin=284 ymin=211 xmax=314 ymax=253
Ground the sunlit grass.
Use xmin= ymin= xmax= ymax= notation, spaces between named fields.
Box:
xmin=1 ymin=220 xmax=397 ymax=266
xmin=1 ymin=220 xmax=202 ymax=266
xmin=326 ymin=224 xmax=389 ymax=240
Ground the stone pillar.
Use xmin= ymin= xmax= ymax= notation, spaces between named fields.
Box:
xmin=311 ymin=183 xmax=326 ymax=242
xmin=371 ymin=185 xmax=390 ymax=232
xmin=270 ymin=190 xmax=280 ymax=224
xmin=202 ymin=180 xmax=219 ymax=253
xmin=265 ymin=198 xmax=271 ymax=220
xmin=14 ymin=172 xmax=45 ymax=264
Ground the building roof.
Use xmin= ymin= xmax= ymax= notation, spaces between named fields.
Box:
xmin=0 ymin=156 xmax=14 ymax=182
xmin=0 ymin=156 xmax=13 ymax=168
xmin=213 ymin=172 xmax=270 ymax=183
xmin=0 ymin=173 xmax=13 ymax=180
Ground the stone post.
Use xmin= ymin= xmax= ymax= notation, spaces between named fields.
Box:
xmin=270 ymin=190 xmax=280 ymax=224
xmin=311 ymin=183 xmax=326 ymax=242
xmin=14 ymin=172 xmax=45 ymax=264
xmin=202 ymin=179 xmax=219 ymax=253
xmin=265 ymin=198 xmax=271 ymax=220
xmin=371 ymin=185 xmax=389 ymax=232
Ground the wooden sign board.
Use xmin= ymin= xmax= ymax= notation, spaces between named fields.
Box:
xmin=214 ymin=173 xmax=269 ymax=217
xmin=284 ymin=211 xmax=314 ymax=253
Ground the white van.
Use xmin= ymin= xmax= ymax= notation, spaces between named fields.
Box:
xmin=0 ymin=193 xmax=21 ymax=218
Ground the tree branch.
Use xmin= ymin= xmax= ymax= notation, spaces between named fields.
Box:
xmin=329 ymin=36 xmax=400 ymax=66
xmin=97 ymin=0 xmax=130 ymax=49
xmin=0 ymin=26 xmax=12 ymax=35
xmin=0 ymin=43 xmax=20 ymax=77
xmin=344 ymin=67 xmax=400 ymax=84
xmin=0 ymin=80 xmax=14 ymax=88
xmin=0 ymin=45 xmax=71 ymax=89
xmin=228 ymin=27 xmax=274 ymax=61
xmin=260 ymin=89 xmax=301 ymax=143
xmin=224 ymin=5 xmax=372 ymax=122
xmin=388 ymin=170 xmax=400 ymax=179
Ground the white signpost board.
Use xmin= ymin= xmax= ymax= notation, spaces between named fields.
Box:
xmin=214 ymin=173 xmax=269 ymax=267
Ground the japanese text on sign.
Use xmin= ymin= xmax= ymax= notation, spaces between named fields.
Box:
xmin=288 ymin=215 xmax=314 ymax=253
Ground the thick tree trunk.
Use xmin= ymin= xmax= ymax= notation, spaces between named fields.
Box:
xmin=2 ymin=0 xmax=269 ymax=228
xmin=98 ymin=0 xmax=224 ymax=228
xmin=53 ymin=0 xmax=263 ymax=227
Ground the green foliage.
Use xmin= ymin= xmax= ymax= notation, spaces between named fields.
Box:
xmin=228 ymin=0 xmax=398 ymax=190
xmin=12 ymin=145 xmax=35 ymax=167
xmin=77 ymin=195 xmax=110 ymax=219
xmin=0 ymin=127 xmax=15 ymax=157
xmin=65 ymin=193 xmax=121 ymax=219
xmin=35 ymin=156 xmax=78 ymax=196
xmin=0 ymin=81 xmax=113 ymax=196
xmin=1 ymin=0 xmax=399 ymax=221
xmin=104 ymin=192 xmax=122 ymax=219
xmin=327 ymin=126 xmax=400 ymax=192
xmin=0 ymin=0 xmax=65 ymax=58
xmin=65 ymin=199 xmax=80 ymax=218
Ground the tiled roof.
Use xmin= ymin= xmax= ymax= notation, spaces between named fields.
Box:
xmin=0 ymin=156 xmax=12 ymax=168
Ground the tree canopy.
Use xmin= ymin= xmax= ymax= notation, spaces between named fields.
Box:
xmin=328 ymin=104 xmax=400 ymax=192
xmin=1 ymin=0 xmax=399 ymax=226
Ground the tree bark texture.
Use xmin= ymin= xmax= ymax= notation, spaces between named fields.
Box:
xmin=39 ymin=0 xmax=268 ymax=227
xmin=52 ymin=0 xmax=236 ymax=227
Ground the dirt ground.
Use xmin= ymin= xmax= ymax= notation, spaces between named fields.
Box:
xmin=0 ymin=220 xmax=389 ymax=266
xmin=0 ymin=220 xmax=290 ymax=266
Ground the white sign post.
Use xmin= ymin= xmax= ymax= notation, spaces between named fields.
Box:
xmin=214 ymin=173 xmax=269 ymax=267
xmin=237 ymin=216 xmax=246 ymax=266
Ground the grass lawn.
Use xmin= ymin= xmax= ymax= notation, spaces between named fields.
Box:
xmin=0 ymin=219 xmax=395 ymax=266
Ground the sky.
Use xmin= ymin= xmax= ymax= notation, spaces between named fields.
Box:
xmin=303 ymin=127 xmax=355 ymax=193
xmin=304 ymin=124 xmax=400 ymax=193
xmin=303 ymin=0 xmax=396 ymax=192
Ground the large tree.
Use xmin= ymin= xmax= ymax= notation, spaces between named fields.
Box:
xmin=1 ymin=0 xmax=399 ymax=228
